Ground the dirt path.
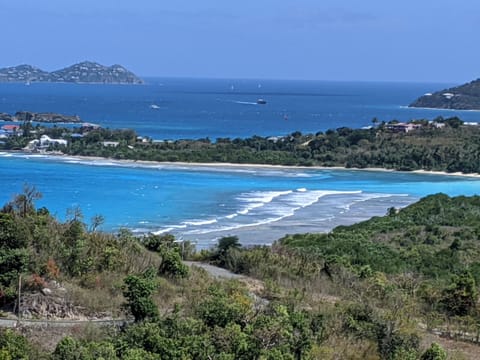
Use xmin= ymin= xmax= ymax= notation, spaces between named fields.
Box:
xmin=184 ymin=261 xmax=246 ymax=279
xmin=185 ymin=261 xmax=266 ymax=295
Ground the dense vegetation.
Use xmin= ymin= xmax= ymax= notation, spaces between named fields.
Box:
xmin=1 ymin=187 xmax=479 ymax=358
xmin=4 ymin=116 xmax=480 ymax=173
xmin=200 ymin=194 xmax=480 ymax=358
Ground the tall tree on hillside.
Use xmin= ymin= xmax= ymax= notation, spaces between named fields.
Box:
xmin=11 ymin=184 xmax=42 ymax=217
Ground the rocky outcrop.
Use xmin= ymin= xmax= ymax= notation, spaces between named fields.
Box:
xmin=0 ymin=111 xmax=81 ymax=123
xmin=0 ymin=112 xmax=13 ymax=121
xmin=0 ymin=61 xmax=143 ymax=84
xmin=409 ymin=78 xmax=480 ymax=110
xmin=19 ymin=281 xmax=86 ymax=320
xmin=14 ymin=111 xmax=81 ymax=123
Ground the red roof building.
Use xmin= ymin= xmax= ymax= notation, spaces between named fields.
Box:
xmin=1 ymin=125 xmax=20 ymax=132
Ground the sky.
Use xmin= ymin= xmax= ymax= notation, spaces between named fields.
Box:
xmin=0 ymin=0 xmax=478 ymax=83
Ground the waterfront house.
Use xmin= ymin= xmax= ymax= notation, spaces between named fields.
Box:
xmin=26 ymin=135 xmax=68 ymax=151
xmin=1 ymin=124 xmax=21 ymax=135
xmin=386 ymin=122 xmax=421 ymax=133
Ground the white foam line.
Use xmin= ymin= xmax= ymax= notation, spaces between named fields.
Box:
xmin=151 ymin=224 xmax=187 ymax=235
xmin=185 ymin=190 xmax=363 ymax=235
xmin=235 ymin=190 xmax=293 ymax=215
xmin=355 ymin=192 xmax=409 ymax=203
xmin=183 ymin=219 xmax=218 ymax=226
xmin=152 ymin=228 xmax=175 ymax=235
xmin=131 ymin=228 xmax=152 ymax=233
xmin=336 ymin=193 xmax=409 ymax=212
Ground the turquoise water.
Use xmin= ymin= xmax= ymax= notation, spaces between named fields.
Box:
xmin=1 ymin=152 xmax=479 ymax=248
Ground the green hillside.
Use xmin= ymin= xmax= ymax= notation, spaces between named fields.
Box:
xmin=410 ymin=79 xmax=480 ymax=110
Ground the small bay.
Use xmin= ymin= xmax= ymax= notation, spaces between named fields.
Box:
xmin=1 ymin=153 xmax=479 ymax=248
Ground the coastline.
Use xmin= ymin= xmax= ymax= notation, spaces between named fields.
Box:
xmin=403 ymin=105 xmax=480 ymax=112
xmin=45 ymin=153 xmax=480 ymax=179
xmin=5 ymin=150 xmax=480 ymax=179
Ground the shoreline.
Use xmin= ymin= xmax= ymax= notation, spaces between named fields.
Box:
xmin=10 ymin=151 xmax=480 ymax=179
xmin=403 ymin=105 xmax=480 ymax=112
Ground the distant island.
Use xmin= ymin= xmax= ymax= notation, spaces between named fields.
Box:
xmin=0 ymin=61 xmax=144 ymax=84
xmin=409 ymin=78 xmax=480 ymax=110
xmin=0 ymin=111 xmax=82 ymax=123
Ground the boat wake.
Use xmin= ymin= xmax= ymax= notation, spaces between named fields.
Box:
xmin=233 ymin=100 xmax=258 ymax=105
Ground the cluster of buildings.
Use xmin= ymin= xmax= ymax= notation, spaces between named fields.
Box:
xmin=385 ymin=121 xmax=446 ymax=133
xmin=0 ymin=124 xmax=68 ymax=151
xmin=0 ymin=122 xmax=107 ymax=151
xmin=0 ymin=124 xmax=21 ymax=138
xmin=0 ymin=124 xmax=22 ymax=146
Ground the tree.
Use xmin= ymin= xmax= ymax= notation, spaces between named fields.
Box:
xmin=89 ymin=214 xmax=105 ymax=232
xmin=218 ymin=236 xmax=241 ymax=255
xmin=0 ymin=213 xmax=25 ymax=250
xmin=52 ymin=336 xmax=83 ymax=360
xmin=62 ymin=218 xmax=87 ymax=276
xmin=122 ymin=348 xmax=158 ymax=360
xmin=215 ymin=236 xmax=242 ymax=267
xmin=444 ymin=117 xmax=463 ymax=128
xmin=0 ymin=329 xmax=32 ymax=360
xmin=11 ymin=184 xmax=42 ymax=217
xmin=123 ymin=268 xmax=159 ymax=321
xmin=441 ymin=271 xmax=478 ymax=316
xmin=197 ymin=285 xmax=249 ymax=328
xmin=158 ymin=248 xmax=189 ymax=278
xmin=420 ymin=343 xmax=447 ymax=360
xmin=143 ymin=233 xmax=175 ymax=252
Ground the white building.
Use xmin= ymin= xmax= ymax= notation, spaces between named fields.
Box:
xmin=26 ymin=135 xmax=68 ymax=150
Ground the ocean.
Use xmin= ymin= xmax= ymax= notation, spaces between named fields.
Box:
xmin=1 ymin=79 xmax=479 ymax=248
xmin=1 ymin=78 xmax=479 ymax=140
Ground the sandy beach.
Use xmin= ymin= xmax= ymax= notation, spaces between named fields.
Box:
xmin=9 ymin=148 xmax=480 ymax=178
xmin=60 ymin=153 xmax=480 ymax=179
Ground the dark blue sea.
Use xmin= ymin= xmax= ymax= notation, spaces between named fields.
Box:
xmin=1 ymin=78 xmax=478 ymax=140
xmin=1 ymin=79 xmax=479 ymax=248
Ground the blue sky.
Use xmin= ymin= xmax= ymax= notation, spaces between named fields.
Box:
xmin=1 ymin=0 xmax=478 ymax=82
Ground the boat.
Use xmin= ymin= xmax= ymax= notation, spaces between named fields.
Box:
xmin=150 ymin=104 xmax=160 ymax=109
xmin=256 ymin=98 xmax=267 ymax=105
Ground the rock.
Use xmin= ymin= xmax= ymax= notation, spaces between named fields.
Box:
xmin=41 ymin=288 xmax=52 ymax=296
xmin=19 ymin=281 xmax=85 ymax=320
